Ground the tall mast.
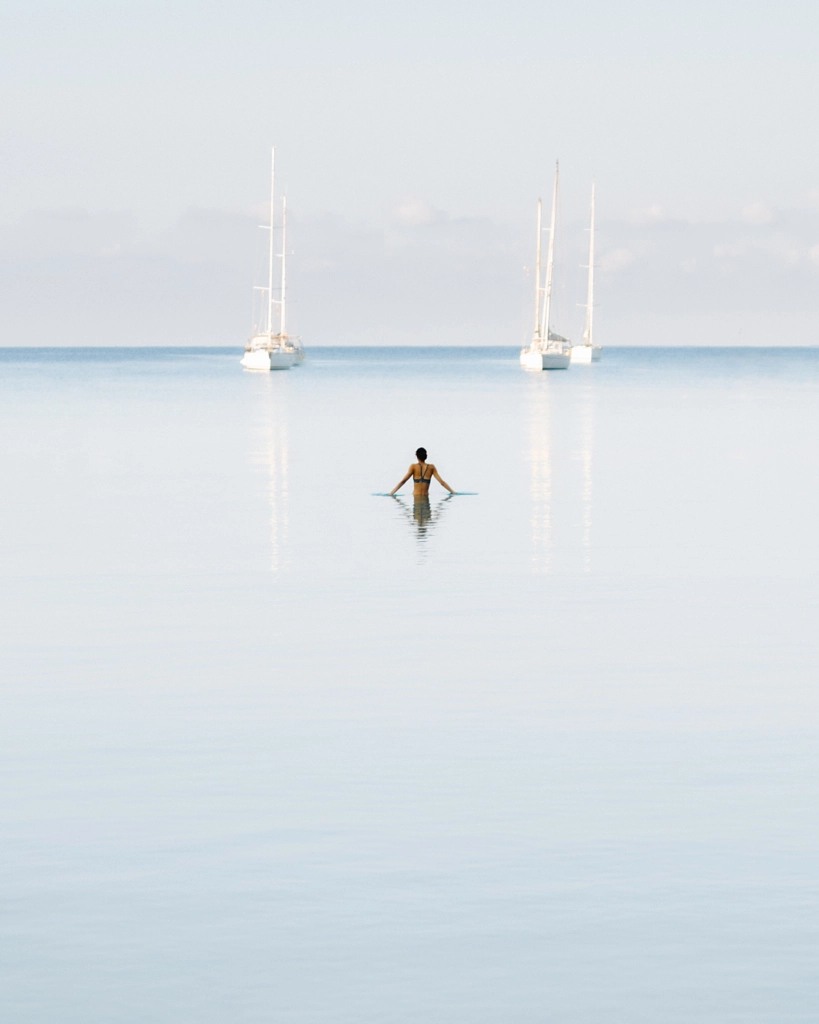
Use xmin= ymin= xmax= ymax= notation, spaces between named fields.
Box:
xmin=533 ymin=198 xmax=543 ymax=340
xmin=267 ymin=147 xmax=275 ymax=339
xmin=280 ymin=195 xmax=287 ymax=338
xmin=540 ymin=162 xmax=558 ymax=342
xmin=584 ymin=181 xmax=595 ymax=347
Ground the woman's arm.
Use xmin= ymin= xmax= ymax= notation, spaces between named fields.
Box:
xmin=390 ymin=466 xmax=414 ymax=495
xmin=431 ymin=466 xmax=455 ymax=493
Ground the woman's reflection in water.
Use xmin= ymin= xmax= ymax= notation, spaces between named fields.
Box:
xmin=391 ymin=494 xmax=455 ymax=555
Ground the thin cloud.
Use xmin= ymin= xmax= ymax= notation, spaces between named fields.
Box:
xmin=601 ymin=248 xmax=635 ymax=273
xmin=714 ymin=242 xmax=747 ymax=259
xmin=741 ymin=201 xmax=775 ymax=226
xmin=715 ymin=238 xmax=810 ymax=268
xmin=394 ymin=196 xmax=446 ymax=226
xmin=631 ymin=203 xmax=665 ymax=226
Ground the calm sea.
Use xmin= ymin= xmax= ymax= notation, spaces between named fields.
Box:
xmin=1 ymin=347 xmax=818 ymax=1022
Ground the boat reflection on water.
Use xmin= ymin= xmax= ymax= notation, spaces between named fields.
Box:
xmin=529 ymin=375 xmax=596 ymax=574
xmin=250 ymin=375 xmax=289 ymax=572
xmin=579 ymin=384 xmax=594 ymax=573
xmin=392 ymin=494 xmax=454 ymax=559
xmin=529 ymin=380 xmax=553 ymax=573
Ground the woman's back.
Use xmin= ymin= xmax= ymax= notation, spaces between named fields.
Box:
xmin=412 ymin=461 xmax=434 ymax=496
xmin=390 ymin=448 xmax=454 ymax=497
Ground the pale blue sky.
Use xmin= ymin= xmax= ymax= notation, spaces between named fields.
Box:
xmin=2 ymin=0 xmax=818 ymax=344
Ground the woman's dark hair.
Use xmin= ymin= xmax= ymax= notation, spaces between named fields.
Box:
xmin=416 ymin=447 xmax=427 ymax=462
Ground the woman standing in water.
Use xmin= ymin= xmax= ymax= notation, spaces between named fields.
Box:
xmin=390 ymin=448 xmax=455 ymax=497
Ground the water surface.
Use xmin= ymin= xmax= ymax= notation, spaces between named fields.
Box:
xmin=1 ymin=347 xmax=818 ymax=1022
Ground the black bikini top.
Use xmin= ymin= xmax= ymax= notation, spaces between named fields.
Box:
xmin=413 ymin=464 xmax=433 ymax=484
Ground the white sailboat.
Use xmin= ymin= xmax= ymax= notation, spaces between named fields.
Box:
xmin=241 ymin=148 xmax=305 ymax=371
xmin=520 ymin=163 xmax=572 ymax=371
xmin=571 ymin=181 xmax=602 ymax=364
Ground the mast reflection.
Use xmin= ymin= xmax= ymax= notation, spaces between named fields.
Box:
xmin=251 ymin=375 xmax=289 ymax=572
xmin=529 ymin=380 xmax=553 ymax=573
xmin=579 ymin=385 xmax=594 ymax=573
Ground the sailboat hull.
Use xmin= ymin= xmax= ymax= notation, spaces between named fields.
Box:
xmin=520 ymin=347 xmax=571 ymax=371
xmin=240 ymin=348 xmax=296 ymax=371
xmin=570 ymin=345 xmax=602 ymax=364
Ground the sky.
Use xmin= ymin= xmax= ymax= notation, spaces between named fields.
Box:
xmin=1 ymin=0 xmax=819 ymax=345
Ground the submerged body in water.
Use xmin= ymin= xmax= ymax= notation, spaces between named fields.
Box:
xmin=392 ymin=493 xmax=453 ymax=541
